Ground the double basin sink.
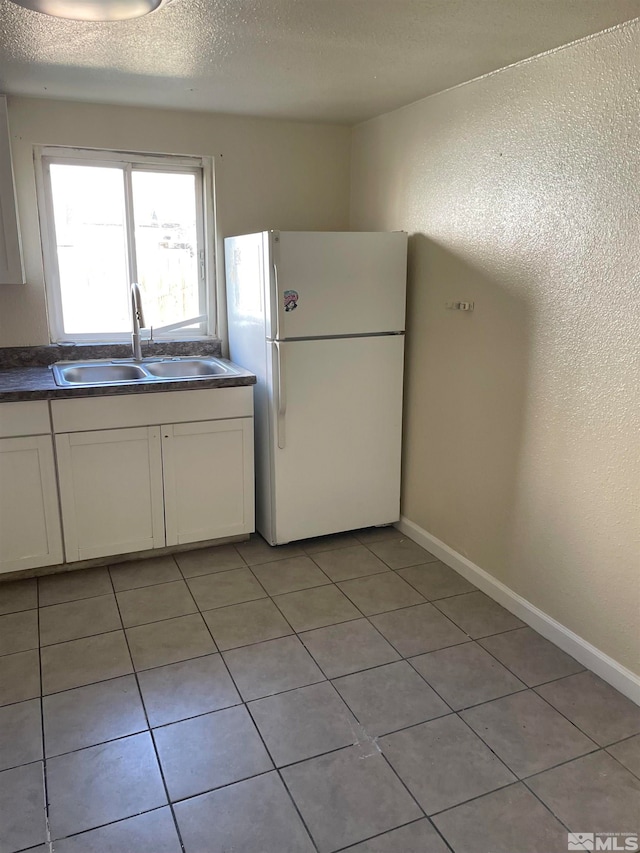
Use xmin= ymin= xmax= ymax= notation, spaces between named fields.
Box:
xmin=52 ymin=356 xmax=238 ymax=388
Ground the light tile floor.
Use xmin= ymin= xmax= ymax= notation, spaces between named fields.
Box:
xmin=0 ymin=528 xmax=639 ymax=853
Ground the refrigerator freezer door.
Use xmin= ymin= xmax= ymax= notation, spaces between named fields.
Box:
xmin=225 ymin=232 xmax=272 ymax=347
xmin=272 ymin=231 xmax=407 ymax=340
xmin=265 ymin=334 xmax=405 ymax=545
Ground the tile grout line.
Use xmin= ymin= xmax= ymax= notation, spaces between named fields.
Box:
xmin=475 ymin=634 xmax=586 ymax=691
xmin=6 ymin=533 xmax=634 ymax=850
xmin=519 ymin=778 xmax=585 ymax=840
xmin=339 ymin=632 xmax=544 ymax=835
xmin=35 ymin=577 xmax=54 ymax=853
xmin=252 ymin=552 xmax=333 ymax=585
xmin=208 ymin=558 xmax=596 ymax=849
xmin=519 ymin=745 xmax=607 ymax=785
xmin=428 ymin=594 xmax=522 ymax=638
xmin=425 ymin=775 xmax=570 ymax=841
xmin=21 ymin=664 xmax=636 ymax=828
xmin=37 ymin=564 xmax=116 ymax=609
xmin=21 ymin=556 xmax=633 ymax=745
xmin=465 ymin=645 xmax=622 ymax=765
xmin=0 ymin=528 xmax=396 ymax=605
xmin=37 ymin=590 xmax=119 ymax=619
xmin=4 ymin=538 xmax=511 ymax=658
xmin=264 ymin=573 xmax=371 ymax=632
xmin=603 ymin=731 xmax=640 ymax=748
xmin=402 ymin=648 xmax=528 ymax=711
xmin=527 ymin=681 xmax=604 ymax=749
xmin=358 ymin=596 xmax=473 ymax=665
xmin=0 ymin=574 xmax=492 ymax=663
xmin=603 ymin=745 xmax=640 ymax=782
xmin=246 ymin=559 xmax=333 ymax=599
xmin=345 ymin=595 xmax=613 ymax=840
xmin=37 ymin=804 xmax=174 ymax=850
xmin=445 ymin=702 xmax=607 ymax=837
xmin=181 ymin=547 xmax=307 ymax=642
xmin=335 ymin=817 xmax=455 ymax=853
xmin=105 ymin=566 xmax=189 ymax=853
xmin=22 ymin=684 xmax=621 ymax=791
xmin=294 ymin=649 xmax=458 ymax=853
xmin=29 ymin=609 xmax=399 ymax=705
xmin=197 ymin=609 xmax=322 ymax=853
xmin=377 ymin=750 xmax=457 ymax=853
xmin=242 ymin=706 xmax=322 ymax=853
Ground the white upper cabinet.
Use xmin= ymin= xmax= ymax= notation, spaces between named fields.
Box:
xmin=0 ymin=96 xmax=24 ymax=285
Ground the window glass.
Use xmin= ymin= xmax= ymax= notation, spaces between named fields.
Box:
xmin=40 ymin=150 xmax=209 ymax=341
xmin=132 ymin=170 xmax=201 ymax=331
xmin=50 ymin=163 xmax=129 ymax=335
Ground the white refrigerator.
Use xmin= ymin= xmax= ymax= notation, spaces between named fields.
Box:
xmin=225 ymin=230 xmax=407 ymax=546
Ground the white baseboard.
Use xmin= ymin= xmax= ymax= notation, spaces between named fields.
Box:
xmin=396 ymin=516 xmax=640 ymax=706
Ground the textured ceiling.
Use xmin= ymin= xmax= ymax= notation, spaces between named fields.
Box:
xmin=1 ymin=0 xmax=639 ymax=124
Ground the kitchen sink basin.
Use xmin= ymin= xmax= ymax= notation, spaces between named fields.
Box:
xmin=52 ymin=357 xmax=239 ymax=387
xmin=144 ymin=359 xmax=226 ymax=378
xmin=58 ymin=364 xmax=147 ymax=384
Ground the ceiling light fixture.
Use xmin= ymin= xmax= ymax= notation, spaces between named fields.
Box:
xmin=9 ymin=0 xmax=170 ymax=21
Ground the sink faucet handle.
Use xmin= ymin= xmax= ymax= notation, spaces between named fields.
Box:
xmin=131 ymin=282 xmax=146 ymax=328
xmin=131 ymin=283 xmax=146 ymax=362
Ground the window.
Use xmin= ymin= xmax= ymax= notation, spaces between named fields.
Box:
xmin=36 ymin=147 xmax=214 ymax=341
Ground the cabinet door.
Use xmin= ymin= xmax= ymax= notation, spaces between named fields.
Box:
xmin=162 ymin=418 xmax=254 ymax=546
xmin=0 ymin=436 xmax=63 ymax=573
xmin=55 ymin=427 xmax=165 ymax=562
xmin=0 ymin=96 xmax=24 ymax=285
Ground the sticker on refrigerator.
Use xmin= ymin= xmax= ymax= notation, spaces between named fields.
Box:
xmin=284 ymin=289 xmax=299 ymax=311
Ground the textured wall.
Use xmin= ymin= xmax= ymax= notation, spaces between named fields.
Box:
xmin=351 ymin=22 xmax=640 ymax=673
xmin=1 ymin=97 xmax=351 ymax=345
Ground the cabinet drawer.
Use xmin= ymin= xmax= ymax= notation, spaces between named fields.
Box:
xmin=0 ymin=401 xmax=51 ymax=437
xmin=51 ymin=386 xmax=253 ymax=433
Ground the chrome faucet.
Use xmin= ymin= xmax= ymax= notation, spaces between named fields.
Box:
xmin=131 ymin=282 xmax=146 ymax=362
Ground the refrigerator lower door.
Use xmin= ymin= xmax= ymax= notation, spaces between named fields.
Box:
xmin=265 ymin=334 xmax=405 ymax=545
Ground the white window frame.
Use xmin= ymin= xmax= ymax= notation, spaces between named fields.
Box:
xmin=34 ymin=145 xmax=217 ymax=343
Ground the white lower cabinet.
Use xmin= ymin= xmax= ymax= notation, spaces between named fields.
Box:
xmin=0 ymin=435 xmax=63 ymax=573
xmin=53 ymin=390 xmax=255 ymax=562
xmin=162 ymin=419 xmax=254 ymax=546
xmin=0 ymin=388 xmax=255 ymax=569
xmin=55 ymin=426 xmax=166 ymax=562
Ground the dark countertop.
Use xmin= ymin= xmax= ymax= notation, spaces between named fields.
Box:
xmin=0 ymin=362 xmax=256 ymax=402
xmin=0 ymin=344 xmax=255 ymax=402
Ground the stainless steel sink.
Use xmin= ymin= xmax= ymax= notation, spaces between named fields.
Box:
xmin=144 ymin=359 xmax=227 ymax=378
xmin=58 ymin=364 xmax=147 ymax=385
xmin=52 ymin=357 xmax=238 ymax=387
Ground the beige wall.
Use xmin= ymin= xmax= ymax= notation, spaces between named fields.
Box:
xmin=1 ymin=97 xmax=351 ymax=346
xmin=351 ymin=21 xmax=640 ymax=673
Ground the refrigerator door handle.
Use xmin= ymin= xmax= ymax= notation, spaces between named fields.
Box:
xmin=270 ymin=232 xmax=284 ymax=341
xmin=273 ymin=264 xmax=286 ymax=341
xmin=274 ymin=340 xmax=286 ymax=449
xmin=273 ymin=263 xmax=281 ymax=341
